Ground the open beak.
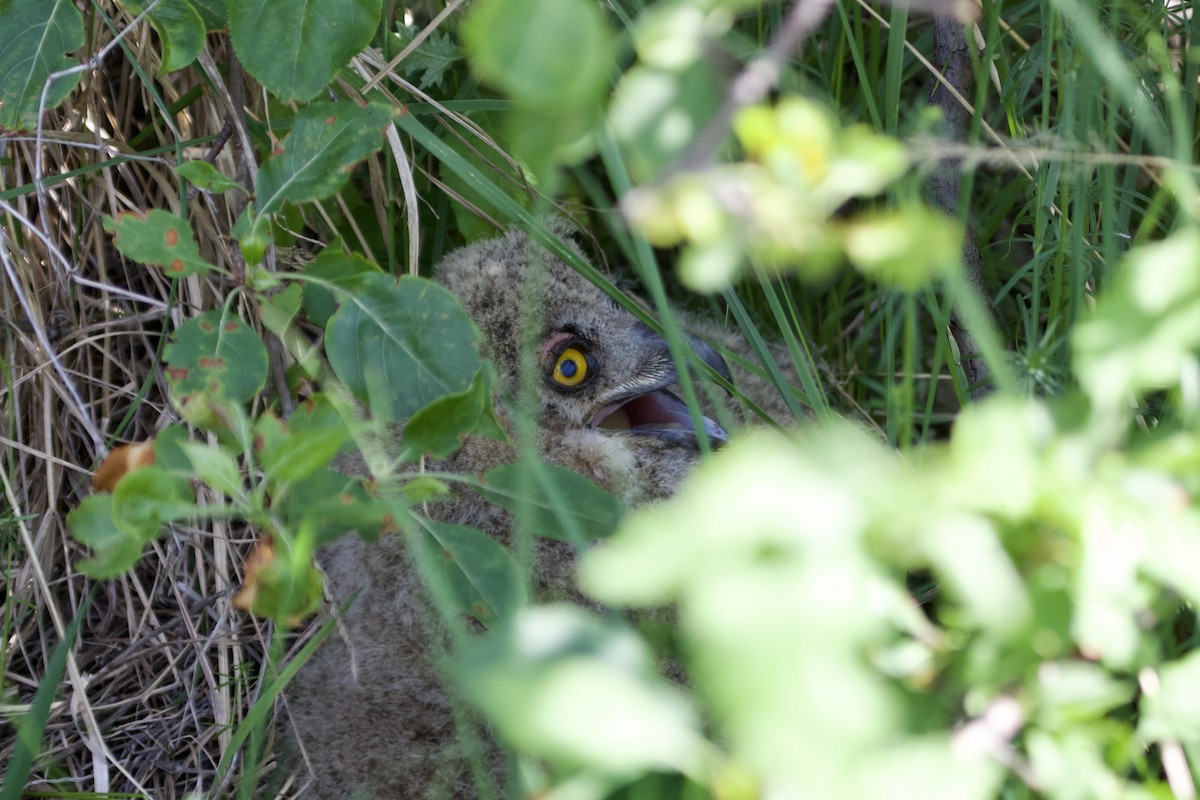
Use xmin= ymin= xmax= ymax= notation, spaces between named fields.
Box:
xmin=589 ymin=329 xmax=731 ymax=449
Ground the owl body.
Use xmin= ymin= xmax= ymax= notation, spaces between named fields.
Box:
xmin=287 ymin=223 xmax=788 ymax=799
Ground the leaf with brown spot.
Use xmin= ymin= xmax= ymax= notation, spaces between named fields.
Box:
xmin=102 ymin=209 xmax=217 ymax=277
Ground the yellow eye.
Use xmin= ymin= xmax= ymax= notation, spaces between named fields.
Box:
xmin=552 ymin=347 xmax=589 ymax=387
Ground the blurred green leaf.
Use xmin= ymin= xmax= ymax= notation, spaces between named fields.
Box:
xmin=325 ymin=272 xmax=481 ymax=421
xmin=256 ymin=102 xmax=398 ymax=215
xmin=458 ymin=605 xmax=703 ymax=774
xmin=111 ymin=465 xmax=196 ymax=537
xmin=1139 ymin=651 xmax=1200 ymax=744
xmin=228 ymin=0 xmax=383 ymax=102
xmin=842 ymin=206 xmax=960 ymax=291
xmin=258 ymin=283 xmax=303 ymax=336
xmin=1073 ymin=228 xmax=1200 ymax=410
xmin=610 ymin=61 xmax=722 ymax=181
xmin=0 ymin=0 xmax=83 ymax=130
xmin=461 ymin=0 xmax=614 ymax=111
xmin=68 ymin=494 xmax=147 ymax=578
xmin=103 ymin=209 xmax=216 ymax=277
xmin=179 ymin=441 xmax=244 ymax=498
xmin=478 ymin=463 xmax=626 ymax=544
xmin=258 ymin=398 xmax=352 ymax=486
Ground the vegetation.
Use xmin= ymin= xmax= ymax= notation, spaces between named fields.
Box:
xmin=2 ymin=0 xmax=1200 ymax=798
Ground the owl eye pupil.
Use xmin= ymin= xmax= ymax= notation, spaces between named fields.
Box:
xmin=560 ymin=360 xmax=577 ymax=378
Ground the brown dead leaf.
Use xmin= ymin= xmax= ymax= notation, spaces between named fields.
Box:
xmin=92 ymin=441 xmax=156 ymax=492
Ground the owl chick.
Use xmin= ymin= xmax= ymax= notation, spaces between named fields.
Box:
xmin=286 ymin=221 xmax=796 ymax=799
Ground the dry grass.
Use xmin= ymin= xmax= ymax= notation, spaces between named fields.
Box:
xmin=0 ymin=8 xmax=314 ymax=798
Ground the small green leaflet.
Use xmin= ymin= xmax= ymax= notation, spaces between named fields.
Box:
xmin=394 ymin=25 xmax=462 ymax=90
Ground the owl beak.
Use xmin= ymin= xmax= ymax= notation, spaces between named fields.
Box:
xmin=589 ymin=328 xmax=731 ymax=449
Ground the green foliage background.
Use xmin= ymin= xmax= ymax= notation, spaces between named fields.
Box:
xmin=2 ymin=0 xmax=1200 ymax=798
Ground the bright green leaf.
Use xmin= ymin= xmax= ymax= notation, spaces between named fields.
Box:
xmin=325 ymin=273 xmax=481 ymax=421
xmin=228 ymin=0 xmax=383 ymax=102
xmin=478 ymin=462 xmax=626 ymax=543
xmin=256 ymin=102 xmax=398 ymax=215
xmin=103 ymin=209 xmax=216 ymax=277
xmin=0 ymin=0 xmax=83 ymax=130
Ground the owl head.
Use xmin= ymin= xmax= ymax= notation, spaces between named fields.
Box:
xmin=435 ymin=222 xmax=730 ymax=455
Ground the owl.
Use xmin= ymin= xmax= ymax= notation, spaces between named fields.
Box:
xmin=285 ymin=220 xmax=799 ymax=799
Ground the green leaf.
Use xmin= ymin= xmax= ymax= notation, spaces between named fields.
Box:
xmin=259 ymin=396 xmax=352 ymax=486
xmin=477 ymin=462 xmax=626 ymax=543
xmin=420 ymin=521 xmax=526 ymax=625
xmin=610 ymin=61 xmax=722 ymax=181
xmin=0 ymin=0 xmax=84 ymax=131
xmin=103 ymin=209 xmax=216 ymax=277
xmin=121 ymin=0 xmax=205 ymax=73
xmin=111 ymin=465 xmax=197 ymax=538
xmin=461 ymin=0 xmax=614 ymax=111
xmin=164 ymin=308 xmax=269 ymax=405
xmin=190 ymin=0 xmax=226 ymax=30
xmin=68 ymin=494 xmax=147 ymax=578
xmin=458 ymin=605 xmax=702 ymax=773
xmin=842 ymin=206 xmax=961 ymax=291
xmin=282 ymin=468 xmax=392 ymax=545
xmin=325 ymin=273 xmax=481 ymax=421
xmin=394 ymin=24 xmax=462 ymax=90
xmin=176 ymin=159 xmax=246 ymax=194
xmin=228 ymin=0 xmax=383 ymax=102
xmin=1139 ymin=650 xmax=1200 ymax=744
xmin=301 ymin=247 xmax=383 ymax=326
xmin=255 ymin=101 xmax=398 ymax=215
xmin=1073 ymin=229 xmax=1200 ymax=410
xmin=179 ymin=441 xmax=244 ymax=498
xmin=400 ymin=367 xmax=491 ymax=460
xmin=259 ymin=283 xmax=303 ymax=336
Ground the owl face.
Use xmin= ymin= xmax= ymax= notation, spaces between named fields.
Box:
xmin=436 ymin=225 xmax=728 ymax=450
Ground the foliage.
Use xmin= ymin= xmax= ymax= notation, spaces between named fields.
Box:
xmin=3 ymin=0 xmax=1200 ymax=798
